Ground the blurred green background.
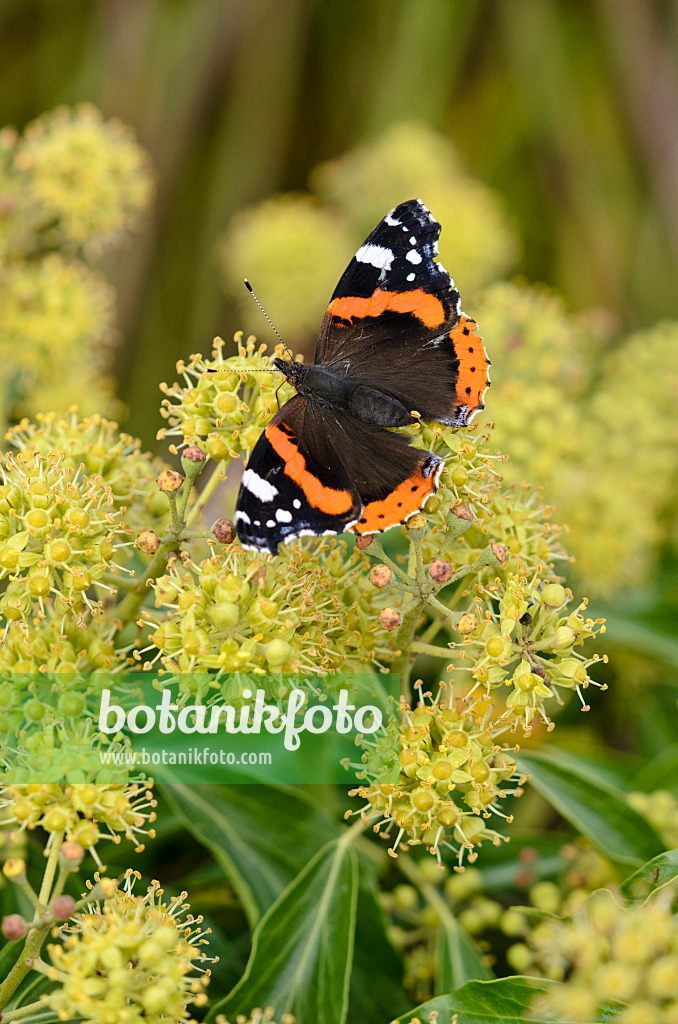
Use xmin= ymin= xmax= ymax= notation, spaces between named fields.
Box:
xmin=3 ymin=0 xmax=678 ymax=443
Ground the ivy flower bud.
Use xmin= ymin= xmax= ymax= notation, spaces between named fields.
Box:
xmin=379 ymin=608 xmax=401 ymax=631
xmin=370 ymin=565 xmax=392 ymax=588
xmin=1 ymin=914 xmax=26 ymax=940
xmin=451 ymin=502 xmax=473 ymax=521
xmin=213 ymin=518 xmax=236 ymax=543
xmin=181 ymin=443 xmax=207 ymax=464
xmin=157 ymin=470 xmax=184 ymax=493
xmin=136 ymin=530 xmax=161 ymax=554
xmin=52 ymin=894 xmax=77 ymax=920
xmin=356 ymin=534 xmax=373 ymax=549
xmin=59 ymin=841 xmax=85 ymax=870
xmin=429 ymin=559 xmax=453 ymax=583
xmin=2 ymin=857 xmax=26 ymax=880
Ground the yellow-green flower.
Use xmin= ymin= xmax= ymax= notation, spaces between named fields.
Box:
xmin=219 ymin=195 xmax=354 ymax=343
xmin=45 ymin=870 xmax=212 ymax=1024
xmin=0 ymin=783 xmax=156 ymax=863
xmin=15 ymin=103 xmax=153 ymax=252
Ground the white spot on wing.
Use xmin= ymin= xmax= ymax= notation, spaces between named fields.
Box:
xmin=266 ymin=519 xmax=275 ymax=528
xmin=384 ymin=213 xmax=401 ymax=226
xmin=275 ymin=508 xmax=293 ymax=523
xmin=242 ymin=469 xmax=278 ymax=502
xmin=406 ymin=250 xmax=423 ymax=264
xmin=293 ymin=498 xmax=302 ymax=509
xmin=355 ymin=243 xmax=394 ymax=271
xmin=234 ymin=511 xmax=251 ymax=525
xmin=410 ymin=236 xmax=417 ymax=244
xmin=407 ymin=272 xmax=415 ymax=282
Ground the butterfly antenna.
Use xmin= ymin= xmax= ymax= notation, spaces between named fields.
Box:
xmin=244 ymin=279 xmax=294 ymax=362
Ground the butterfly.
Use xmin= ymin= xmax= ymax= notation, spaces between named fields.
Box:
xmin=234 ymin=198 xmax=489 ymax=554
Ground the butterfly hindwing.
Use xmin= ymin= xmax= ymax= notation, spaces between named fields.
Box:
xmin=235 ymin=394 xmax=442 ymax=552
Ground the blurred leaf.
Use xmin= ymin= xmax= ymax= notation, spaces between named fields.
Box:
xmin=621 ymin=850 xmax=678 ymax=898
xmin=436 ymin=913 xmax=494 ymax=994
xmin=517 ymin=749 xmax=664 ymax=865
xmin=392 ymin=976 xmax=551 ymax=1023
xmin=207 ymin=839 xmax=358 ymax=1024
xmin=601 ymin=613 xmax=678 ymax=668
xmin=347 ymin=870 xmax=410 ymax=1023
xmin=629 ymin=742 xmax=678 ymax=792
xmin=162 ymin=784 xmax=340 ymax=925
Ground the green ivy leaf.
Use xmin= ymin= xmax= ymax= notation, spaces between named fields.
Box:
xmin=621 ymin=849 xmax=678 ymax=898
xmin=162 ymin=783 xmax=340 ymax=925
xmin=517 ymin=749 xmax=664 ymax=865
xmin=347 ymin=870 xmax=410 ymax=1023
xmin=436 ymin=903 xmax=494 ymax=994
xmin=391 ymin=976 xmax=551 ymax=1023
xmin=207 ymin=838 xmax=359 ymax=1024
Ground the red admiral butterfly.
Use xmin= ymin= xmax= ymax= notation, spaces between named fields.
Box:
xmin=235 ymin=198 xmax=490 ymax=554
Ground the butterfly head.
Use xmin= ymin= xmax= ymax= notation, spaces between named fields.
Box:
xmin=273 ymin=357 xmax=306 ymax=390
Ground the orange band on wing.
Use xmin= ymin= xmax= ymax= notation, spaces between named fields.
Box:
xmin=351 ymin=463 xmax=441 ymax=535
xmin=328 ymin=289 xmax=445 ymax=329
xmin=265 ymin=423 xmax=354 ymax=515
xmin=451 ymin=314 xmax=490 ymax=413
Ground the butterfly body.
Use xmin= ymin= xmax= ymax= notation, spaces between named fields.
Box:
xmin=235 ymin=199 xmax=490 ymax=554
xmin=273 ymin=357 xmax=414 ymax=427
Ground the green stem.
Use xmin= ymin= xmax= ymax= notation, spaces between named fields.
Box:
xmin=366 ymin=535 xmax=417 ymax=591
xmin=37 ymin=833 xmax=63 ymax=910
xmin=185 ymin=461 xmax=225 ymax=528
xmin=397 ymin=854 xmax=459 ymax=936
xmin=410 ymin=640 xmax=454 ymax=660
xmin=1 ymin=997 xmax=49 ymax=1021
xmin=114 ymin=544 xmax=176 ymax=624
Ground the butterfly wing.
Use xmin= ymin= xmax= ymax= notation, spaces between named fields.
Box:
xmin=235 ymin=395 xmax=442 ymax=552
xmin=314 ymin=198 xmax=490 ymax=426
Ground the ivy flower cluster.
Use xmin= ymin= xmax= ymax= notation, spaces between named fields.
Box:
xmin=354 ymin=690 xmax=524 ymax=868
xmin=0 ymin=104 xmax=154 ymax=420
xmin=525 ymin=888 xmax=678 ymax=1024
xmin=45 ymin=870 xmax=213 ymax=1024
xmin=0 ymin=782 xmax=156 ymax=862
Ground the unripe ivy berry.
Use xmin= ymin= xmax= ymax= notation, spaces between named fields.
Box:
xmin=451 ymin=466 xmax=468 ymax=486
xmin=379 ymin=607 xmax=400 ymax=631
xmin=213 ymin=518 xmax=236 ymax=543
xmin=157 ymin=470 xmax=184 ymax=493
xmin=1 ymin=914 xmax=26 ymax=940
xmin=205 ymin=435 xmax=231 ymax=460
xmin=265 ymin=639 xmax=293 ymax=668
xmin=542 ymin=583 xmax=567 ymax=608
xmin=429 ymin=560 xmax=453 ymax=583
xmin=554 ymin=625 xmax=577 ymax=648
xmin=369 ymin=565 xmax=391 ymax=588
xmin=208 ymin=602 xmax=240 ymax=628
xmin=136 ymin=530 xmax=160 ymax=554
xmin=405 ymin=513 xmax=427 ymax=531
